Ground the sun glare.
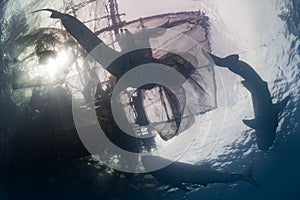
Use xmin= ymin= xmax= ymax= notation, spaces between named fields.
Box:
xmin=44 ymin=50 xmax=69 ymax=81
xmin=27 ymin=50 xmax=71 ymax=84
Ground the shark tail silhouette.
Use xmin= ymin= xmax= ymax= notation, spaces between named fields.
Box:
xmin=208 ymin=53 xmax=239 ymax=67
xmin=241 ymin=158 xmax=259 ymax=187
xmin=223 ymin=54 xmax=239 ymax=65
xmin=32 ymin=9 xmax=64 ymax=19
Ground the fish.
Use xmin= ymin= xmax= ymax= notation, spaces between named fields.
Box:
xmin=209 ymin=53 xmax=289 ymax=150
xmin=141 ymin=155 xmax=258 ymax=189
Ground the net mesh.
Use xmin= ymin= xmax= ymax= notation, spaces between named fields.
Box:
xmin=1 ymin=0 xmax=217 ymax=156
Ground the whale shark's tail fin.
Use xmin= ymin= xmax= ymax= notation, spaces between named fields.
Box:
xmin=32 ymin=9 xmax=64 ymax=19
xmin=208 ymin=53 xmax=239 ymax=67
xmin=223 ymin=54 xmax=239 ymax=65
xmin=242 ymin=158 xmax=259 ymax=187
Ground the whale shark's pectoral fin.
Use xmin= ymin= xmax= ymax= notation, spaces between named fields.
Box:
xmin=241 ymin=80 xmax=251 ymax=90
xmin=242 ymin=119 xmax=257 ymax=129
xmin=273 ymin=96 xmax=290 ymax=115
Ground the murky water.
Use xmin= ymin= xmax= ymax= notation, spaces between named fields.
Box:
xmin=0 ymin=0 xmax=299 ymax=199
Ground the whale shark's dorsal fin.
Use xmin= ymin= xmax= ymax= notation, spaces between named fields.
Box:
xmin=243 ymin=119 xmax=257 ymax=129
xmin=273 ymin=96 xmax=290 ymax=115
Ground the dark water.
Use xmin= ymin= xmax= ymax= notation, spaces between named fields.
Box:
xmin=0 ymin=0 xmax=300 ymax=199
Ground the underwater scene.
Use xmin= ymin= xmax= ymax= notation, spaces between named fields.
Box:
xmin=0 ymin=0 xmax=299 ymax=199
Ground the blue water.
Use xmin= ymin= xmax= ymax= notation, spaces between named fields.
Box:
xmin=0 ymin=0 xmax=300 ymax=199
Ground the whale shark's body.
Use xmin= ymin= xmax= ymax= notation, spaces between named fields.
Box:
xmin=209 ymin=53 xmax=289 ymax=150
xmin=142 ymin=155 xmax=258 ymax=189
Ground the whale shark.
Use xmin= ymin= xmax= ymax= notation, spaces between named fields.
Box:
xmin=142 ymin=155 xmax=258 ymax=189
xmin=209 ymin=53 xmax=289 ymax=150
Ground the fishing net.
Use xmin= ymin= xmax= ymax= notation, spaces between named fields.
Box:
xmin=0 ymin=0 xmax=217 ymax=162
xmin=94 ymin=10 xmax=217 ymax=142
